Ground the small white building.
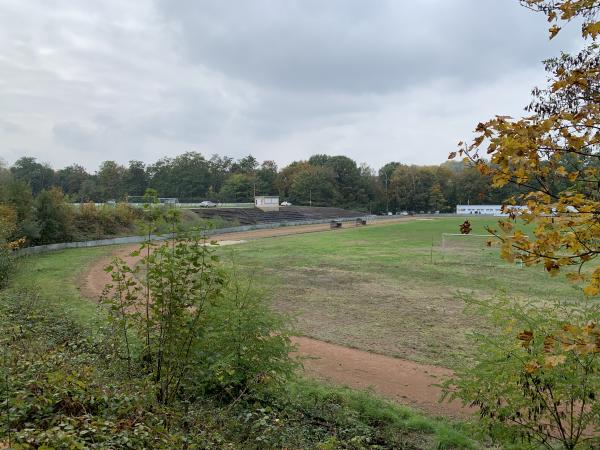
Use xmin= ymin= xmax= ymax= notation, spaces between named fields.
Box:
xmin=255 ymin=195 xmax=280 ymax=211
xmin=456 ymin=204 xmax=503 ymax=216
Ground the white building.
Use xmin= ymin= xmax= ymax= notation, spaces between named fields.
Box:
xmin=255 ymin=195 xmax=280 ymax=211
xmin=456 ymin=204 xmax=503 ymax=216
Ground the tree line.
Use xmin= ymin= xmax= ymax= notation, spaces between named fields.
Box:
xmin=1 ymin=152 xmax=523 ymax=213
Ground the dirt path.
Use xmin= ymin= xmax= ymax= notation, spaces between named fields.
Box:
xmin=77 ymin=220 xmax=473 ymax=418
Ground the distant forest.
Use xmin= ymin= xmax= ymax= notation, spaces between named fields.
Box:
xmin=1 ymin=152 xmax=525 ymax=213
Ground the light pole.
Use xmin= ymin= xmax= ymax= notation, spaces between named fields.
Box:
xmin=384 ymin=171 xmax=389 ymax=214
xmin=309 ymin=188 xmax=312 ymax=207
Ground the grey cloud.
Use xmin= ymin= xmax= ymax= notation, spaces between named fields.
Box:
xmin=156 ymin=0 xmax=576 ymax=94
xmin=0 ymin=119 xmax=21 ymax=133
xmin=0 ymin=0 xmax=585 ymax=172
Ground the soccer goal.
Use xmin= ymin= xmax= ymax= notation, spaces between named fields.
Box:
xmin=440 ymin=233 xmax=502 ymax=266
xmin=441 ymin=233 xmax=498 ymax=251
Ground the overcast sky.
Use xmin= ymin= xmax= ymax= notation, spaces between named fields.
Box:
xmin=0 ymin=0 xmax=581 ymax=172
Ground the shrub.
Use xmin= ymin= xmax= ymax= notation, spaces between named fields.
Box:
xmin=193 ymin=276 xmax=295 ymax=399
xmin=104 ymin=227 xmax=296 ymax=405
xmin=34 ymin=188 xmax=73 ymax=244
xmin=0 ymin=204 xmax=20 ymax=287
xmin=443 ymin=297 xmax=600 ymax=449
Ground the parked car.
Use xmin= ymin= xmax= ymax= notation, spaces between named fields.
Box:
xmin=281 ymin=201 xmax=292 ymax=206
xmin=199 ymin=200 xmax=217 ymax=208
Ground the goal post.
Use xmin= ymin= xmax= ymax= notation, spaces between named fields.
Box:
xmin=441 ymin=233 xmax=498 ymax=251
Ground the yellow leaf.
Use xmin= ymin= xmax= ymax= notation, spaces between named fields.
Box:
xmin=549 ymin=24 xmax=561 ymax=39
xmin=544 ymin=354 xmax=566 ymax=368
xmin=583 ymin=21 xmax=600 ymax=39
xmin=583 ymin=284 xmax=600 ymax=296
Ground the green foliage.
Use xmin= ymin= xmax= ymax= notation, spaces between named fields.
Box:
xmin=35 ymin=188 xmax=73 ymax=244
xmin=2 ymin=150 xmax=524 ymax=215
xmin=71 ymin=203 xmax=143 ymax=241
xmin=194 ymin=275 xmax=295 ymax=399
xmin=0 ymin=245 xmax=12 ymax=289
xmin=443 ymin=297 xmax=600 ymax=449
xmin=289 ymin=165 xmax=336 ymax=206
xmin=219 ymin=172 xmax=256 ymax=202
xmin=10 ymin=157 xmax=54 ymax=196
xmin=1 ymin=235 xmax=484 ymax=449
xmin=104 ymin=230 xmax=229 ymax=404
xmin=0 ymin=205 xmax=21 ymax=287
xmin=103 ymin=220 xmax=294 ymax=404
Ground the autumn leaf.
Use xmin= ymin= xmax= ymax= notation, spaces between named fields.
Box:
xmin=544 ymin=354 xmax=566 ymax=368
xmin=524 ymin=360 xmax=541 ymax=374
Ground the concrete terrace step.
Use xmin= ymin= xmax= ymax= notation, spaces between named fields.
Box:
xmin=191 ymin=206 xmax=367 ymax=226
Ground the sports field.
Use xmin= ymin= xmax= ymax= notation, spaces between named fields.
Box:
xmin=216 ymin=217 xmax=587 ymax=368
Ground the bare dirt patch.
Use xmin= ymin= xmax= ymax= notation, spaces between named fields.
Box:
xmin=267 ymin=266 xmax=477 ymax=367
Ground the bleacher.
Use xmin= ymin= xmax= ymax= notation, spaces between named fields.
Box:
xmin=190 ymin=206 xmax=366 ymax=226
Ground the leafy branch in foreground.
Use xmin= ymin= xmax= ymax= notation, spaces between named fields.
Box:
xmin=443 ymin=297 xmax=600 ymax=449
xmin=103 ymin=228 xmax=228 ymax=404
xmin=452 ymin=0 xmax=600 ymax=295
xmin=103 ymin=213 xmax=295 ymax=405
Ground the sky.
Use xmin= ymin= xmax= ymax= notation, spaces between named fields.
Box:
xmin=0 ymin=0 xmax=582 ymax=172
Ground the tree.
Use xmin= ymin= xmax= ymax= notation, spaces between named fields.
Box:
xmin=275 ymin=161 xmax=310 ymax=199
xmin=233 ymin=155 xmax=259 ymax=174
xmin=255 ymin=160 xmax=278 ymax=195
xmin=219 ymin=173 xmax=255 ymax=202
xmin=208 ymin=154 xmax=234 ymax=193
xmin=390 ymin=165 xmax=436 ymax=212
xmin=4 ymin=180 xmax=39 ymax=243
xmin=445 ymin=2 xmax=600 ymax=447
xmin=123 ymin=160 xmax=148 ymax=197
xmin=148 ymin=152 xmax=211 ymax=201
xmin=34 ymin=188 xmax=72 ymax=244
xmin=453 ymin=0 xmax=600 ymax=295
xmin=0 ymin=204 xmax=20 ymax=287
xmin=10 ymin=157 xmax=55 ymax=195
xmin=428 ymin=182 xmax=446 ymax=212
xmin=57 ymin=164 xmax=90 ymax=200
xmin=97 ymin=161 xmax=126 ymax=201
xmin=323 ymin=155 xmax=367 ymax=208
xmin=289 ymin=166 xmax=335 ymax=206
xmin=79 ymin=177 xmax=103 ymax=202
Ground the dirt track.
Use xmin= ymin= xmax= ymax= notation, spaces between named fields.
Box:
xmin=78 ymin=220 xmax=473 ymax=418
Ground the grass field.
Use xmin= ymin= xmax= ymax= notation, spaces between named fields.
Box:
xmin=4 ymin=228 xmax=483 ymax=449
xmin=217 ymin=217 xmax=587 ymax=368
xmin=10 ymin=245 xmax=115 ymax=328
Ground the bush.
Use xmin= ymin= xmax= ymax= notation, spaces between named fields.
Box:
xmin=71 ymin=203 xmax=143 ymax=241
xmin=0 ymin=262 xmax=480 ymax=449
xmin=193 ymin=276 xmax=295 ymax=399
xmin=104 ymin=228 xmax=296 ymax=404
xmin=34 ymin=188 xmax=73 ymax=244
xmin=0 ymin=204 xmax=19 ymax=287
xmin=443 ymin=297 xmax=600 ymax=449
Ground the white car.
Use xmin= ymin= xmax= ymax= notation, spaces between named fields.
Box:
xmin=280 ymin=201 xmax=292 ymax=206
xmin=199 ymin=200 xmax=217 ymax=208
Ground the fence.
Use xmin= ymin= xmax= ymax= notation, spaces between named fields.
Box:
xmin=15 ymin=214 xmax=383 ymax=256
xmin=69 ymin=202 xmax=255 ymax=209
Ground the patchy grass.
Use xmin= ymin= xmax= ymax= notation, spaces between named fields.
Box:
xmin=8 ymin=246 xmax=115 ymax=328
xmin=3 ymin=238 xmax=486 ymax=449
xmin=217 ymin=217 xmax=586 ymax=368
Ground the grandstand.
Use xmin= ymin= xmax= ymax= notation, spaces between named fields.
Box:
xmin=190 ymin=206 xmax=367 ymax=226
